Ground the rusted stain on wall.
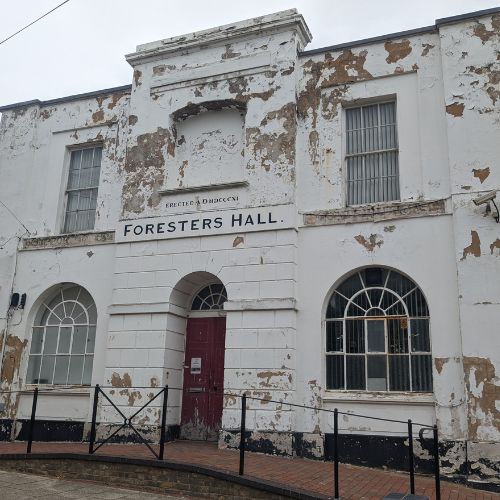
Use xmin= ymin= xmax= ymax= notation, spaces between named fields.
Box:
xmin=446 ymin=102 xmax=465 ymax=117
xmin=384 ymin=225 xmax=396 ymax=232
xmin=472 ymin=14 xmax=500 ymax=44
xmin=133 ymin=69 xmax=142 ymax=87
xmin=257 ymin=370 xmax=292 ymax=387
xmin=490 ymin=238 xmax=500 ymax=255
xmin=222 ymin=44 xmax=241 ymax=60
xmin=298 ymin=50 xmax=372 ymax=127
xmin=463 ymin=356 xmax=499 ymax=439
xmin=434 ymin=357 xmax=449 ymax=375
xmin=466 ymin=65 xmax=500 ymax=106
xmin=228 ymin=77 xmax=278 ymax=103
xmin=110 ymin=372 xmax=132 ymax=388
xmin=1 ymin=335 xmax=27 ymax=385
xmin=122 ymin=127 xmax=176 ymax=214
xmin=472 ymin=167 xmax=490 ymax=183
xmin=246 ymin=102 xmax=296 ymax=179
xmin=128 ymin=115 xmax=138 ymax=126
xmin=354 ymin=234 xmax=384 ymax=252
xmin=421 ymin=43 xmax=435 ymax=57
xmin=92 ymin=109 xmax=105 ymax=123
xmin=461 ymin=230 xmax=481 ymax=260
xmin=384 ymin=39 xmax=412 ymax=63
xmin=232 ymin=236 xmax=244 ymax=247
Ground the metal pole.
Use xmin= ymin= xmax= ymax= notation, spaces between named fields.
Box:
xmin=433 ymin=424 xmax=441 ymax=500
xmin=239 ymin=393 xmax=247 ymax=476
xmin=159 ymin=385 xmax=168 ymax=460
xmin=26 ymin=387 xmax=38 ymax=454
xmin=408 ymin=419 xmax=415 ymax=494
xmin=89 ymin=384 xmax=99 ymax=454
xmin=334 ymin=408 xmax=339 ymax=499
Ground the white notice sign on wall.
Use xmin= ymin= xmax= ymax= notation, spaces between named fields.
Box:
xmin=116 ymin=204 xmax=295 ymax=242
xmin=191 ymin=358 xmax=202 ymax=374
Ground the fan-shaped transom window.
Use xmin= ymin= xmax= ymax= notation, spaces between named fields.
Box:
xmin=27 ymin=285 xmax=96 ymax=385
xmin=325 ymin=268 xmax=432 ymax=392
xmin=191 ymin=284 xmax=227 ymax=311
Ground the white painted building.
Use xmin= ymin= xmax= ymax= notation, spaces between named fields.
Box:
xmin=0 ymin=7 xmax=498 ymax=488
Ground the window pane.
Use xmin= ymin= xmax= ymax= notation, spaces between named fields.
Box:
xmin=367 ymin=320 xmax=385 ymax=352
xmin=58 ymin=326 xmax=72 ymax=353
xmin=326 ymin=355 xmax=344 ymax=390
xmin=68 ymin=356 xmax=84 ymax=384
xmin=346 ymin=355 xmax=365 ymax=390
xmin=53 ymin=356 xmax=70 ymax=384
xmin=388 ymin=318 xmax=408 ymax=353
xmin=326 ymin=292 xmax=348 ymax=318
xmin=346 ymin=319 xmax=365 ymax=353
xmin=389 ymin=355 xmax=410 ymax=391
xmin=70 ymin=149 xmax=82 ymax=170
xmin=72 ymin=326 xmax=87 ymax=354
xmin=405 ymin=289 xmax=429 ymax=317
xmin=326 ymin=321 xmax=343 ymax=352
xmin=337 ymin=273 xmax=362 ymax=299
xmin=30 ymin=327 xmax=44 ymax=354
xmin=411 ymin=355 xmax=432 ymax=392
xmin=43 ymin=326 xmax=58 ymax=354
xmin=86 ymin=326 xmax=96 ymax=354
xmin=72 ymin=303 xmax=87 ymax=323
xmin=27 ymin=356 xmax=41 ymax=384
xmin=83 ymin=355 xmax=93 ymax=385
xmin=367 ymin=355 xmax=387 ymax=390
xmin=39 ymin=355 xmax=56 ymax=384
xmin=364 ymin=268 xmax=385 ymax=287
xmin=411 ymin=318 xmax=430 ymax=352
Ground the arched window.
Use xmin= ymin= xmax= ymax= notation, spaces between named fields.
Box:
xmin=191 ymin=283 xmax=227 ymax=311
xmin=325 ymin=268 xmax=432 ymax=392
xmin=27 ymin=285 xmax=96 ymax=385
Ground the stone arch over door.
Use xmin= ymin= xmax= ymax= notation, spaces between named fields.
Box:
xmin=167 ymin=272 xmax=228 ymax=440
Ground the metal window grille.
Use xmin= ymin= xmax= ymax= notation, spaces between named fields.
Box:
xmin=191 ymin=284 xmax=227 ymax=311
xmin=26 ymin=285 xmax=96 ymax=385
xmin=63 ymin=146 xmax=102 ymax=233
xmin=325 ymin=268 xmax=432 ymax=392
xmin=346 ymin=102 xmax=400 ymax=205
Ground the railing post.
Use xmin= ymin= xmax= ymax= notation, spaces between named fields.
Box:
xmin=433 ymin=424 xmax=441 ymax=500
xmin=26 ymin=387 xmax=38 ymax=454
xmin=159 ymin=385 xmax=168 ymax=460
xmin=408 ymin=419 xmax=415 ymax=494
xmin=89 ymin=384 xmax=99 ymax=454
xmin=334 ymin=408 xmax=339 ymax=499
xmin=239 ymin=393 xmax=247 ymax=476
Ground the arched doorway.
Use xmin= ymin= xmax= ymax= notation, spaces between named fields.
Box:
xmin=179 ymin=279 xmax=227 ymax=440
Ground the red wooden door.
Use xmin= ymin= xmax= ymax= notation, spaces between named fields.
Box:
xmin=180 ymin=317 xmax=226 ymax=440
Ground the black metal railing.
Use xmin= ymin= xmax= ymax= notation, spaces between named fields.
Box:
xmin=4 ymin=386 xmax=441 ymax=500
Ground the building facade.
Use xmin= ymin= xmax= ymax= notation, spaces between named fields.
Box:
xmin=0 ymin=8 xmax=499 ymax=488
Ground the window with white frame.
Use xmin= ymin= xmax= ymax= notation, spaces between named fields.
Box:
xmin=191 ymin=284 xmax=227 ymax=311
xmin=26 ymin=285 xmax=96 ymax=385
xmin=63 ymin=146 xmax=102 ymax=233
xmin=345 ymin=102 xmax=400 ymax=205
xmin=325 ymin=268 xmax=432 ymax=392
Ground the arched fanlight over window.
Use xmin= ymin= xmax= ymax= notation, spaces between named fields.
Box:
xmin=191 ymin=283 xmax=227 ymax=311
xmin=27 ymin=285 xmax=96 ymax=385
xmin=325 ymin=267 xmax=432 ymax=392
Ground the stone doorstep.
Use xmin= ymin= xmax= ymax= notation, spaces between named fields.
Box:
xmin=0 ymin=453 xmax=327 ymax=500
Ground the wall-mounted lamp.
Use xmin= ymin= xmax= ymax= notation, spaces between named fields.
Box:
xmin=473 ymin=191 xmax=499 ymax=223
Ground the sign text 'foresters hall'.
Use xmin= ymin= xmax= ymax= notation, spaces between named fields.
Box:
xmin=116 ymin=205 xmax=295 ymax=242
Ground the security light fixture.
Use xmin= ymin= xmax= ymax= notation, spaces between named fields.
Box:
xmin=473 ymin=191 xmax=499 ymax=223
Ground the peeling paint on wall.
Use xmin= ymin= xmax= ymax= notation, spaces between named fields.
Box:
xmin=384 ymin=39 xmax=412 ymax=64
xmin=472 ymin=167 xmax=490 ymax=183
xmin=446 ymin=102 xmax=465 ymax=117
xmin=461 ymin=230 xmax=481 ymax=260
xmin=354 ymin=234 xmax=384 ymax=252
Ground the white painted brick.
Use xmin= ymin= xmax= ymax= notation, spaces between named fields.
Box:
xmin=142 ymin=254 xmax=174 ymax=272
xmin=129 ymin=240 xmax=158 ymax=256
xmin=166 ymin=314 xmax=187 ymax=334
xmin=241 ymin=310 xmax=275 ymax=329
xmin=218 ymin=265 xmax=245 ymax=283
xmin=226 ymin=281 xmax=260 ymax=300
xmin=171 ymin=253 xmax=192 ymax=276
xmin=275 ymin=263 xmax=296 ymax=280
xmin=108 ymin=315 xmax=124 ymax=332
xmin=113 ymin=273 xmax=129 ymax=289
xmin=225 ymin=311 xmax=243 ymax=329
xmin=274 ymin=310 xmax=296 ymax=328
xmin=257 ymin=328 xmax=295 ymax=349
xmin=261 ymin=245 xmax=296 ymax=264
xmin=157 ymin=237 xmax=201 ymax=255
xmin=224 ymin=349 xmax=241 ymax=368
xmin=148 ymin=349 xmax=166 ymax=367
xmin=243 ymin=264 xmax=276 ymax=282
xmin=123 ymin=314 xmax=152 ymax=331
xmin=112 ymin=288 xmax=141 ymax=305
xmin=200 ymin=234 xmax=233 ymax=251
xmin=127 ymin=271 xmax=156 ymax=288
xmin=222 ymin=408 xmax=255 ymax=430
xmin=107 ymin=331 xmax=137 ymax=349
xmin=131 ymin=368 xmax=164 ymax=387
xmin=135 ymin=330 xmax=166 ymax=348
xmin=244 ymin=230 xmax=277 ymax=247
xmin=164 ymin=349 xmax=184 ymax=369
xmin=105 ymin=348 xmax=122 ymax=367
xmin=165 ymin=331 xmax=185 ymax=351
xmin=154 ymin=270 xmax=180 ymax=287
xmin=140 ymin=286 xmax=171 ymax=303
xmin=115 ymin=243 xmax=132 ymax=258
xmin=120 ymin=348 xmax=149 ymax=367
xmin=239 ymin=349 xmax=274 ymax=369
xmin=255 ymin=409 xmax=293 ymax=431
xmin=226 ymin=330 xmax=258 ymax=348
xmin=191 ymin=251 xmax=211 ymax=271
xmin=276 ymin=229 xmax=297 ymax=245
xmin=259 ymin=279 xmax=295 ymax=299
xmin=227 ymin=247 xmax=261 ymax=266
xmin=205 ymin=249 xmax=228 ymax=275
xmin=114 ymin=256 xmax=144 ymax=274
xmin=274 ymin=349 xmax=295 ymax=369
xmin=151 ymin=313 xmax=168 ymax=330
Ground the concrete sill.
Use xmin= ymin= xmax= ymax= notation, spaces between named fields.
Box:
xmin=323 ymin=391 xmax=435 ymax=405
xmin=159 ymin=180 xmax=248 ymax=195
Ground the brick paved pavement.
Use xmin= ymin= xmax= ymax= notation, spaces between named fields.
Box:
xmin=0 ymin=441 xmax=498 ymax=500
xmin=0 ymin=469 xmax=191 ymax=499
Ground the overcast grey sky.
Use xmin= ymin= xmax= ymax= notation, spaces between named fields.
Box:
xmin=0 ymin=0 xmax=498 ymax=105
